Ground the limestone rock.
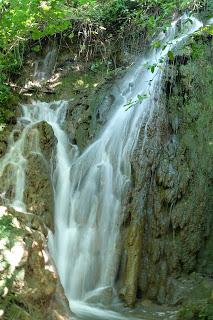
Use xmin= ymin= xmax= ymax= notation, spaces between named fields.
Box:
xmin=24 ymin=120 xmax=57 ymax=161
xmin=85 ymin=286 xmax=113 ymax=305
xmin=0 ymin=206 xmax=70 ymax=320
xmin=118 ymin=33 xmax=213 ymax=306
xmin=32 ymin=120 xmax=57 ymax=161
xmin=0 ymin=126 xmax=12 ymax=158
xmin=0 ymin=163 xmax=17 ymax=202
xmin=24 ymin=153 xmax=54 ymax=230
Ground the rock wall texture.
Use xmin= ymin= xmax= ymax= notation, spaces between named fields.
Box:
xmin=0 ymin=206 xmax=70 ymax=320
xmin=0 ymin=119 xmax=69 ymax=319
xmin=119 ymin=33 xmax=213 ymax=310
xmin=24 ymin=121 xmax=56 ymax=231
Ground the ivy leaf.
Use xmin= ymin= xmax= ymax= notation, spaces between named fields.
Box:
xmin=68 ymin=32 xmax=75 ymax=39
xmin=152 ymin=40 xmax=161 ymax=49
xmin=137 ymin=94 xmax=143 ymax=103
xmin=32 ymin=45 xmax=41 ymax=53
xmin=167 ymin=50 xmax=174 ymax=61
xmin=150 ymin=65 xmax=155 ymax=73
xmin=137 ymin=94 xmax=147 ymax=103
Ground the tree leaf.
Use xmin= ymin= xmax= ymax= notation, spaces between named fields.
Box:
xmin=167 ymin=50 xmax=174 ymax=61
xmin=150 ymin=65 xmax=155 ymax=73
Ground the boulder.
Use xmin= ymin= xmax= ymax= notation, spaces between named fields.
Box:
xmin=32 ymin=121 xmax=57 ymax=162
xmin=84 ymin=286 xmax=114 ymax=305
xmin=0 ymin=206 xmax=70 ymax=320
xmin=24 ymin=121 xmax=57 ymax=162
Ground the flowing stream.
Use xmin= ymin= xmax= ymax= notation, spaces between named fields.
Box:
xmin=0 ymin=15 xmax=202 ymax=320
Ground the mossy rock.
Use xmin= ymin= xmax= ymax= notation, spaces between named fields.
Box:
xmin=4 ymin=304 xmax=31 ymax=320
xmin=177 ymin=300 xmax=213 ymax=320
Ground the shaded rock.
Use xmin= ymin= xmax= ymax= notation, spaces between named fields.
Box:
xmin=119 ymin=222 xmax=142 ymax=307
xmin=0 ymin=163 xmax=17 ymax=203
xmin=32 ymin=120 xmax=57 ymax=161
xmin=24 ymin=121 xmax=57 ymax=161
xmin=0 ymin=140 xmax=7 ymax=158
xmin=85 ymin=286 xmax=114 ymax=305
xmin=24 ymin=153 xmax=54 ymax=230
xmin=64 ymin=72 xmax=125 ymax=151
xmin=118 ymin=33 xmax=213 ymax=306
xmin=0 ymin=126 xmax=13 ymax=158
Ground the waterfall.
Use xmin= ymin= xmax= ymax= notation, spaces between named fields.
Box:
xmin=34 ymin=47 xmax=57 ymax=81
xmin=0 ymin=15 xmax=202 ymax=320
xmin=49 ymin=15 xmax=202 ymax=306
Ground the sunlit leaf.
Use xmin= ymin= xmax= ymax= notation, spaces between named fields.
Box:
xmin=167 ymin=50 xmax=174 ymax=61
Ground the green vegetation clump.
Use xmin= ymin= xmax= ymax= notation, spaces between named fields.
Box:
xmin=177 ymin=300 xmax=213 ymax=320
xmin=0 ymin=0 xmax=211 ymax=123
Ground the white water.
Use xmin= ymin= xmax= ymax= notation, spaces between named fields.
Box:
xmin=0 ymin=15 xmax=202 ymax=320
xmin=34 ymin=47 xmax=57 ymax=81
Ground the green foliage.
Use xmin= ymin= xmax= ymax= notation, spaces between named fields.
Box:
xmin=0 ymin=0 xmax=72 ymax=123
xmin=0 ymin=0 xmax=208 ymax=57
xmin=0 ymin=214 xmax=22 ymax=248
xmin=177 ymin=301 xmax=213 ymax=320
xmin=0 ymin=0 xmax=208 ymax=123
xmin=124 ymin=93 xmax=148 ymax=110
xmin=0 ymin=0 xmax=71 ymax=49
xmin=167 ymin=50 xmax=174 ymax=61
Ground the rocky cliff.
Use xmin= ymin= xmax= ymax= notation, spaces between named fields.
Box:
xmin=118 ymin=31 xmax=213 ymax=316
xmin=0 ymin=120 xmax=70 ymax=319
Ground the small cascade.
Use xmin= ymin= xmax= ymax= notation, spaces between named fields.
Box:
xmin=33 ymin=47 xmax=58 ymax=81
xmin=0 ymin=15 xmax=203 ymax=320
xmin=0 ymin=101 xmax=69 ymax=211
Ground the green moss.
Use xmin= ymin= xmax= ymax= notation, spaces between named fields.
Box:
xmin=54 ymin=70 xmax=106 ymax=101
xmin=0 ymin=91 xmax=20 ymax=124
xmin=165 ymin=32 xmax=213 ymax=276
xmin=177 ymin=300 xmax=213 ymax=320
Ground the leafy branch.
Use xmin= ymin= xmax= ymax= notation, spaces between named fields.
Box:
xmin=124 ymin=93 xmax=148 ymax=111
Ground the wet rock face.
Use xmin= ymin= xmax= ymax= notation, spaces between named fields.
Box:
xmin=31 ymin=120 xmax=57 ymax=162
xmin=0 ymin=120 xmax=56 ymax=230
xmin=0 ymin=139 xmax=7 ymax=158
xmin=23 ymin=122 xmax=56 ymax=230
xmin=0 ymin=163 xmax=17 ymax=202
xmin=65 ymin=90 xmax=116 ymax=151
xmin=119 ymin=35 xmax=213 ymax=306
xmin=65 ymin=97 xmax=93 ymax=150
xmin=64 ymin=72 xmax=125 ymax=151
xmin=24 ymin=153 xmax=54 ymax=231
xmin=23 ymin=120 xmax=57 ymax=161
xmin=0 ymin=125 xmax=14 ymax=158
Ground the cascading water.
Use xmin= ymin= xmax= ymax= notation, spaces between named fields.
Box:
xmin=0 ymin=15 xmax=202 ymax=320
xmin=49 ymin=16 xmax=202 ymax=314
xmin=34 ymin=47 xmax=57 ymax=81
